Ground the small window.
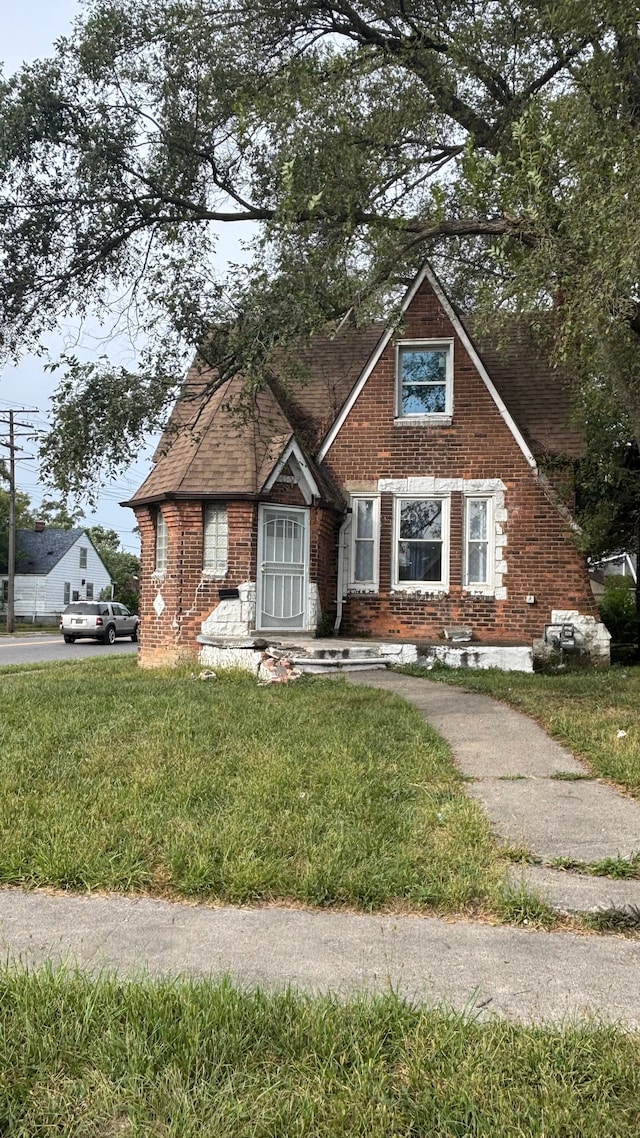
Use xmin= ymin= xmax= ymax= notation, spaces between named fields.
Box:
xmin=72 ymin=589 xmax=80 ymax=602
xmin=396 ymin=341 xmax=453 ymax=419
xmin=203 ymin=503 xmax=228 ymax=575
xmin=85 ymin=582 xmax=94 ymax=600
xmin=393 ymin=498 xmax=449 ymax=590
xmin=349 ymin=497 xmax=379 ymax=590
xmin=79 ymin=547 xmax=88 ymax=569
xmin=63 ymin=582 xmax=71 ymax=605
xmin=155 ymin=511 xmax=168 ymax=572
xmin=464 ymin=497 xmax=493 ymax=589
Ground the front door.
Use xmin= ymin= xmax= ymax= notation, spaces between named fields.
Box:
xmin=257 ymin=506 xmax=309 ymax=630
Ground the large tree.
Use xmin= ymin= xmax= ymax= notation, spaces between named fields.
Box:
xmin=1 ymin=0 xmax=639 ymax=495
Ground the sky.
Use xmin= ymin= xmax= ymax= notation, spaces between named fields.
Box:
xmin=0 ymin=1 xmax=245 ymax=554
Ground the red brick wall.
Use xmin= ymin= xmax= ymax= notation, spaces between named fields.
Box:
xmin=323 ymin=281 xmax=597 ymax=643
xmin=310 ymin=504 xmax=340 ymax=626
xmin=134 ymin=500 xmax=256 ymax=666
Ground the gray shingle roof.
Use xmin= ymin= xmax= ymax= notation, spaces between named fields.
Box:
xmin=127 ymin=300 xmax=582 ymax=509
xmin=1 ymin=529 xmax=85 ymax=576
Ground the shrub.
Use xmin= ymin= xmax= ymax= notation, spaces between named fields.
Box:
xmin=599 ymin=575 xmax=637 ymax=645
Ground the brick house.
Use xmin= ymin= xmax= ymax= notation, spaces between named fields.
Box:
xmin=125 ymin=265 xmax=609 ymax=669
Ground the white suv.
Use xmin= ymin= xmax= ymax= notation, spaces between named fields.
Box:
xmin=60 ymin=601 xmax=139 ymax=645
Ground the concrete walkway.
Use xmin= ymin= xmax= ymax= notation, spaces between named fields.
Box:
xmin=346 ymin=671 xmax=640 ymax=915
xmin=2 ymin=668 xmax=640 ymax=1027
xmin=2 ymin=887 xmax=640 ymax=1027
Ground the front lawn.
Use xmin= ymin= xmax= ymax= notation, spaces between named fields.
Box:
xmin=2 ymin=967 xmax=639 ymax=1137
xmin=0 ymin=657 xmax=508 ymax=913
xmin=420 ymin=664 xmax=640 ymax=792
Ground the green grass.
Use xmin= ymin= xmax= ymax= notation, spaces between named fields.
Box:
xmin=0 ymin=657 xmax=510 ymax=913
xmin=550 ymin=854 xmax=640 ymax=879
xmin=1 ymin=967 xmax=639 ymax=1137
xmin=403 ymin=663 xmax=640 ymax=793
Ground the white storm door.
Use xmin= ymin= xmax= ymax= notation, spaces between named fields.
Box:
xmin=258 ymin=506 xmax=309 ymax=630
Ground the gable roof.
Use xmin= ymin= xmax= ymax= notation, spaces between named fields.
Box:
xmin=1 ymin=528 xmax=86 ymax=576
xmin=129 ymin=373 xmax=293 ymax=503
xmin=127 ymin=269 xmax=582 ymax=508
xmin=318 ymin=265 xmax=537 ymax=468
xmin=127 ymin=325 xmax=383 ymax=506
xmin=463 ymin=317 xmax=584 ymax=460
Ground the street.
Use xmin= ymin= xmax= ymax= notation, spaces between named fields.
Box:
xmin=0 ymin=632 xmax=139 ymax=666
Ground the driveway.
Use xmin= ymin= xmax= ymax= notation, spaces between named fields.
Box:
xmin=0 ymin=632 xmax=139 ymax=666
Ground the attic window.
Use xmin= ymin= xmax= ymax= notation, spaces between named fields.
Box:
xmin=396 ymin=341 xmax=453 ymax=421
xmin=79 ymin=547 xmax=88 ymax=569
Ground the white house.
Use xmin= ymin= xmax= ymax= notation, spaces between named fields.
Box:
xmin=0 ymin=526 xmax=112 ymax=623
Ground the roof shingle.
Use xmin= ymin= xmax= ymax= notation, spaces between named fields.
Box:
xmin=128 ymin=309 xmax=582 ymax=508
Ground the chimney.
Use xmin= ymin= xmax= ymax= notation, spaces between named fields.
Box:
xmin=34 ymin=520 xmax=45 ymax=533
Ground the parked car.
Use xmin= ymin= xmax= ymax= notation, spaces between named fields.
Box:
xmin=60 ymin=601 xmax=139 ymax=644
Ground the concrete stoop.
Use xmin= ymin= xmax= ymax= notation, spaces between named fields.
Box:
xmin=197 ymin=634 xmax=534 ymax=674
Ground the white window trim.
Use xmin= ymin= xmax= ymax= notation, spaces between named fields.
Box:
xmin=395 ymin=339 xmax=454 ymax=423
xmin=463 ymin=495 xmax=495 ymax=595
xmin=203 ymin=502 xmax=229 ymax=577
xmin=392 ymin=495 xmax=450 ymax=593
xmin=348 ymin=494 xmax=380 ymax=593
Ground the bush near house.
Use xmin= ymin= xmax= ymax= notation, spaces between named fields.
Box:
xmin=599 ymin=575 xmax=638 ymax=650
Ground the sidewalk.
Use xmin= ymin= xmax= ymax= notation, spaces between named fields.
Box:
xmin=347 ymin=671 xmax=640 ymax=915
xmin=2 ymin=887 xmax=640 ymax=1026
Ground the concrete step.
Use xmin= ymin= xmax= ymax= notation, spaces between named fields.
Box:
xmin=292 ymin=657 xmax=388 ymax=674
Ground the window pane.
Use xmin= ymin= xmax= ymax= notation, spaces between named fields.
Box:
xmin=204 ymin=503 xmax=228 ymax=573
xmin=468 ymin=543 xmax=488 ymax=583
xmin=468 ymin=499 xmax=487 ymax=541
xmin=400 ymin=500 xmax=441 ymax=540
xmin=401 ymin=350 xmax=447 ymax=384
xmin=398 ymin=541 xmax=442 ymax=582
xmin=356 ymin=498 xmax=374 ymax=540
xmin=354 ymin=541 xmax=374 ymax=582
xmin=156 ymin=513 xmax=168 ymax=571
xmin=401 ymin=384 xmax=447 ymax=415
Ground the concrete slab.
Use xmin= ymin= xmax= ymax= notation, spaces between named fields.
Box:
xmin=510 ymin=865 xmax=640 ymax=915
xmin=468 ymin=779 xmax=640 ymax=861
xmin=2 ymin=888 xmax=640 ymax=1026
xmin=344 ymin=671 xmax=585 ymax=777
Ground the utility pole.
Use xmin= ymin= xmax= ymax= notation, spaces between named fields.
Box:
xmin=0 ymin=408 xmax=38 ymax=634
